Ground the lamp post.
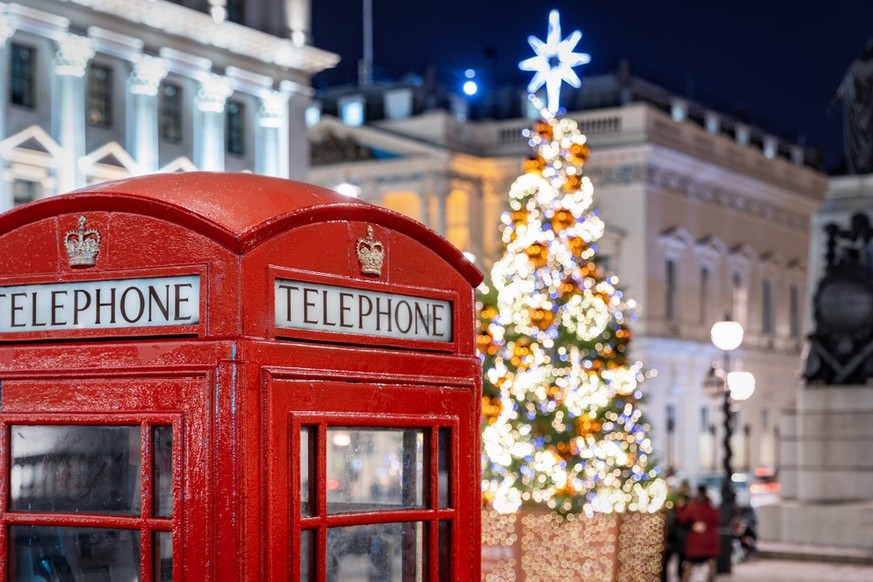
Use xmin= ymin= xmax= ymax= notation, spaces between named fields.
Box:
xmin=704 ymin=319 xmax=755 ymax=574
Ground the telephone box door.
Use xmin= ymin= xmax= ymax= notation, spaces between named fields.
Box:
xmin=0 ymin=370 xmax=212 ymax=581
xmin=266 ymin=377 xmax=477 ymax=582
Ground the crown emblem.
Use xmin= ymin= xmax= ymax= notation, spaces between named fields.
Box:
xmin=356 ymin=226 xmax=385 ymax=276
xmin=64 ymin=216 xmax=101 ymax=267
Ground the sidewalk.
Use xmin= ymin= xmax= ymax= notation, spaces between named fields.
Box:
xmin=715 ymin=558 xmax=873 ymax=581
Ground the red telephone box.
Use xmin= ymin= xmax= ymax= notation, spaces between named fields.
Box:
xmin=0 ymin=173 xmax=483 ymax=581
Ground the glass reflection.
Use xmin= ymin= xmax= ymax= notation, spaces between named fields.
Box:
xmin=327 ymin=522 xmax=424 ymax=582
xmin=11 ymin=425 xmax=142 ymax=514
xmin=10 ymin=525 xmax=141 ymax=581
xmin=300 ymin=427 xmax=315 ymax=516
xmin=154 ymin=531 xmax=173 ymax=581
xmin=154 ymin=426 xmax=173 ymax=518
xmin=438 ymin=428 xmax=451 ymax=508
xmin=326 ymin=428 xmax=425 ymax=513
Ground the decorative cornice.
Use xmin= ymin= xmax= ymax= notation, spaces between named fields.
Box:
xmin=585 ymin=163 xmax=809 ymax=232
xmin=0 ymin=11 xmax=15 ymax=49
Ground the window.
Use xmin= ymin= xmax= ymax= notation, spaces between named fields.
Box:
xmin=700 ymin=406 xmax=709 ymax=433
xmin=159 ymin=82 xmax=183 ymax=143
xmin=665 ymin=259 xmax=677 ymax=321
xmin=762 ymin=279 xmax=773 ymax=334
xmin=13 ymin=179 xmax=42 ymax=206
xmin=789 ymin=284 xmax=800 ymax=338
xmin=295 ymin=419 xmax=451 ymax=581
xmin=226 ymin=0 xmax=244 ymax=23
xmin=761 ymin=408 xmax=770 ymax=432
xmin=226 ymin=100 xmax=245 ymax=155
xmin=8 ymin=423 xmax=175 ymax=580
xmin=87 ymin=64 xmax=113 ymax=127
xmin=10 ymin=44 xmax=35 ymax=108
xmin=700 ymin=266 xmax=710 ymax=324
xmin=731 ymin=272 xmax=745 ymax=322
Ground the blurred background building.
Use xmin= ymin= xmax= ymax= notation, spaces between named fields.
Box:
xmin=306 ymin=70 xmax=830 ymax=489
xmin=0 ymin=0 xmax=337 ymax=209
xmin=0 ymin=0 xmax=833 ymax=494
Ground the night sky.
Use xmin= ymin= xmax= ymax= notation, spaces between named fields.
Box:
xmin=311 ymin=1 xmax=873 ymax=172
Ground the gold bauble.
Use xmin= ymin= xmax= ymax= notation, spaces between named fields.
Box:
xmin=569 ymin=236 xmax=587 ymax=257
xmin=510 ymin=209 xmax=529 ymax=225
xmin=562 ymin=173 xmax=581 ymax=193
xmin=551 ymin=209 xmax=575 ymax=232
xmin=569 ymin=142 xmax=591 ymax=163
xmin=530 ymin=307 xmax=555 ymax=331
xmin=524 ymin=242 xmax=549 ymax=268
xmin=477 ymin=330 xmax=497 ymax=356
xmin=535 ymin=121 xmax=553 ymax=140
xmin=523 ymin=156 xmax=546 ymax=174
xmin=576 ymin=417 xmax=602 ymax=437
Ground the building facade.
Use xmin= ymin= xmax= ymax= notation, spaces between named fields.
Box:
xmin=0 ymin=0 xmax=337 ymax=211
xmin=306 ymin=76 xmax=830 ymax=485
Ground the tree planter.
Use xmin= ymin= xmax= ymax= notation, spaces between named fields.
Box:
xmin=482 ymin=509 xmax=665 ymax=581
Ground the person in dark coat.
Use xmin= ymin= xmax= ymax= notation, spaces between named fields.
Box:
xmin=677 ymin=485 xmax=720 ymax=582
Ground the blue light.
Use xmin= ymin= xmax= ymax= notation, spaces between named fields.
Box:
xmin=463 ymin=80 xmax=478 ymax=96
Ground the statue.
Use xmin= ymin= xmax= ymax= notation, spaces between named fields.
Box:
xmin=831 ymin=38 xmax=873 ymax=174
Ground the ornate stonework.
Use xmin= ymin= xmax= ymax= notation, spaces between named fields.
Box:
xmin=54 ymin=33 xmax=95 ymax=78
xmin=196 ymin=73 xmax=233 ymax=113
xmin=129 ymin=55 xmax=170 ymax=96
xmin=586 ymin=163 xmax=809 ymax=231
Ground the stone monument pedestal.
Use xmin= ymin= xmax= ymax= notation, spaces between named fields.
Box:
xmin=759 ymin=385 xmax=873 ymax=548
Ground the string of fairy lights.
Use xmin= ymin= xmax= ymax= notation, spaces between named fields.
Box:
xmin=479 ymin=46 xmax=666 ymax=514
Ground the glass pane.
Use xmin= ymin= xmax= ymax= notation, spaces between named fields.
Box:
xmin=438 ymin=521 xmax=451 ymax=582
xmin=299 ymin=529 xmax=314 ymax=582
xmin=438 ymin=428 xmax=451 ymax=508
xmin=154 ymin=531 xmax=172 ymax=581
xmin=300 ymin=427 xmax=315 ymax=516
xmin=10 ymin=526 xmax=141 ymax=581
xmin=11 ymin=425 xmax=142 ymax=514
xmin=154 ymin=426 xmax=173 ymax=518
xmin=327 ymin=522 xmax=425 ymax=582
xmin=326 ymin=428 xmax=426 ymax=513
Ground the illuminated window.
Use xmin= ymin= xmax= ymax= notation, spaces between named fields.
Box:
xmin=226 ymin=100 xmax=245 ymax=155
xmin=446 ymin=190 xmax=470 ymax=251
xmin=339 ymin=96 xmax=365 ymax=127
xmin=13 ymin=179 xmax=41 ymax=206
xmin=159 ymin=83 xmax=183 ymax=143
xmin=10 ymin=44 xmax=35 ymax=108
xmin=87 ymin=64 xmax=113 ymax=128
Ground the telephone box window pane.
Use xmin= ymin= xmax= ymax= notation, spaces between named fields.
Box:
xmin=10 ymin=526 xmax=141 ymax=580
xmin=326 ymin=428 xmax=425 ymax=513
xmin=300 ymin=426 xmax=315 ymax=516
xmin=438 ymin=428 xmax=451 ymax=508
xmin=299 ymin=529 xmax=314 ymax=582
xmin=438 ymin=521 xmax=452 ymax=582
xmin=10 ymin=425 xmax=142 ymax=514
xmin=154 ymin=426 xmax=173 ymax=517
xmin=326 ymin=522 xmax=424 ymax=582
xmin=154 ymin=531 xmax=173 ymax=581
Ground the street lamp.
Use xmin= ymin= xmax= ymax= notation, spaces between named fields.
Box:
xmin=704 ymin=319 xmax=755 ymax=574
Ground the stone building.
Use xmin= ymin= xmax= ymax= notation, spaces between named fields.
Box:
xmin=306 ymin=73 xmax=830 ymax=485
xmin=0 ymin=0 xmax=337 ymax=210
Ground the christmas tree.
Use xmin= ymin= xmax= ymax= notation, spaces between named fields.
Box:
xmin=479 ymin=11 xmax=665 ymax=516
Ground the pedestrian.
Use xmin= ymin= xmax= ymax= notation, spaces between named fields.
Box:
xmin=677 ymin=485 xmax=720 ymax=582
xmin=661 ymin=480 xmax=690 ymax=581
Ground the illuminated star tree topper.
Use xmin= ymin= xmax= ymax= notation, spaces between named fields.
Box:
xmin=518 ymin=10 xmax=590 ymax=116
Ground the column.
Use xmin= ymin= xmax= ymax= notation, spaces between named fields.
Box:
xmin=285 ymin=83 xmax=309 ymax=179
xmin=126 ymin=55 xmax=169 ymax=174
xmin=0 ymin=10 xmax=15 ymax=209
xmin=255 ymin=90 xmax=287 ymax=177
xmin=285 ymin=0 xmax=310 ymax=46
xmin=52 ymin=33 xmax=95 ymax=192
xmin=194 ymin=73 xmax=232 ymax=171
